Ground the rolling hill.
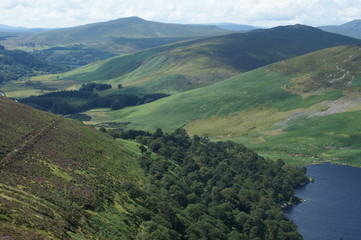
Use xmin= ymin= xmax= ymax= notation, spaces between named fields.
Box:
xmin=30 ymin=24 xmax=361 ymax=96
xmin=0 ymin=97 xmax=308 ymax=239
xmin=14 ymin=17 xmax=229 ymax=45
xmin=0 ymin=24 xmax=27 ymax=32
xmin=0 ymin=17 xmax=231 ymax=66
xmin=93 ymin=45 xmax=361 ymax=166
xmin=195 ymin=22 xmax=258 ymax=31
xmin=320 ymin=19 xmax=361 ymax=39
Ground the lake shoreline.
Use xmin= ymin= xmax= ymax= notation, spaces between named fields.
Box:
xmin=285 ymin=163 xmax=361 ymax=240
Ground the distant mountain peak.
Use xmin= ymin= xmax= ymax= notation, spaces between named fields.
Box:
xmin=250 ymin=24 xmax=321 ymax=35
xmin=274 ymin=24 xmax=318 ymax=30
xmin=319 ymin=19 xmax=361 ymax=40
xmin=113 ymin=16 xmax=146 ymax=22
xmin=341 ymin=19 xmax=361 ymax=30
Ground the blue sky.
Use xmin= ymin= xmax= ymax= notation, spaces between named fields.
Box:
xmin=0 ymin=0 xmax=360 ymax=28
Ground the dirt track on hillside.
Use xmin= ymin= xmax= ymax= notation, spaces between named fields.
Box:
xmin=0 ymin=119 xmax=62 ymax=168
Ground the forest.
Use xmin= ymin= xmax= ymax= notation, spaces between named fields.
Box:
xmin=0 ymin=45 xmax=69 ymax=84
xmin=103 ymin=128 xmax=309 ymax=239
xmin=32 ymin=45 xmax=117 ymax=66
xmin=19 ymin=83 xmax=169 ymax=114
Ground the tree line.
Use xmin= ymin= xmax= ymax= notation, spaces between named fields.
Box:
xmin=32 ymin=44 xmax=116 ymax=66
xmin=20 ymin=84 xmax=169 ymax=114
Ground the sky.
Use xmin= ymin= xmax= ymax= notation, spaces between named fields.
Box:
xmin=0 ymin=0 xmax=360 ymax=29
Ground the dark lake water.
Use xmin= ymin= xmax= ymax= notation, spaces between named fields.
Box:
xmin=284 ymin=163 xmax=361 ymax=240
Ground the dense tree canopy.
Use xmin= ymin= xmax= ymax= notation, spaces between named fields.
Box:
xmin=113 ymin=128 xmax=309 ymax=239
xmin=0 ymin=46 xmax=69 ymax=84
xmin=32 ymin=45 xmax=116 ymax=66
xmin=20 ymin=90 xmax=170 ymax=114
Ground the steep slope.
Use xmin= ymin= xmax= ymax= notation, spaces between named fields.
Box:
xmin=52 ymin=24 xmax=361 ymax=95
xmin=0 ymin=97 xmax=147 ymax=239
xmin=320 ymin=19 xmax=361 ymax=39
xmin=98 ymin=45 xmax=361 ymax=166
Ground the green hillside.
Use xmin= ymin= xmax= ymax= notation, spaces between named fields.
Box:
xmin=96 ymin=45 xmax=361 ymax=166
xmin=53 ymin=24 xmax=361 ymax=94
xmin=0 ymin=45 xmax=68 ymax=84
xmin=0 ymin=97 xmax=308 ymax=239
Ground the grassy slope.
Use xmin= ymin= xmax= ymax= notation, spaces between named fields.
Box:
xmin=100 ymin=45 xmax=361 ymax=166
xmin=11 ymin=24 xmax=360 ymax=98
xmin=0 ymin=97 xmax=147 ymax=239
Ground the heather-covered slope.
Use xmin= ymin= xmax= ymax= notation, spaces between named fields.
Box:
xmin=0 ymin=97 xmax=147 ymax=239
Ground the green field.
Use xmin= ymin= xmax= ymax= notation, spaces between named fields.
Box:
xmin=2 ymin=77 xmax=83 ymax=98
xmin=228 ymin=110 xmax=361 ymax=166
xmin=105 ymin=67 xmax=344 ymax=131
xmin=94 ymin=45 xmax=361 ymax=166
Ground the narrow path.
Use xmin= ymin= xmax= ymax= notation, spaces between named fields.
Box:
xmin=0 ymin=118 xmax=62 ymax=169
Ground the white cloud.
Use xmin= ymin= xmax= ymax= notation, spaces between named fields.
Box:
xmin=0 ymin=0 xmax=360 ymax=28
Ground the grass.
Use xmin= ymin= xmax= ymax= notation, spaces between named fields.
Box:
xmin=96 ymin=45 xmax=361 ymax=166
xmin=246 ymin=110 xmax=361 ymax=167
xmin=106 ymin=66 xmax=344 ymax=131
xmin=58 ymin=42 xmax=241 ymax=95
xmin=2 ymin=78 xmax=83 ymax=98
xmin=0 ymin=97 xmax=149 ymax=239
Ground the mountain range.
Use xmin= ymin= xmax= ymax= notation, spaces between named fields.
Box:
xmin=1 ymin=17 xmax=360 ymax=67
xmin=320 ymin=19 xmax=361 ymax=39
xmin=40 ymin=24 xmax=361 ymax=95
xmin=0 ymin=17 xmax=232 ymax=66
